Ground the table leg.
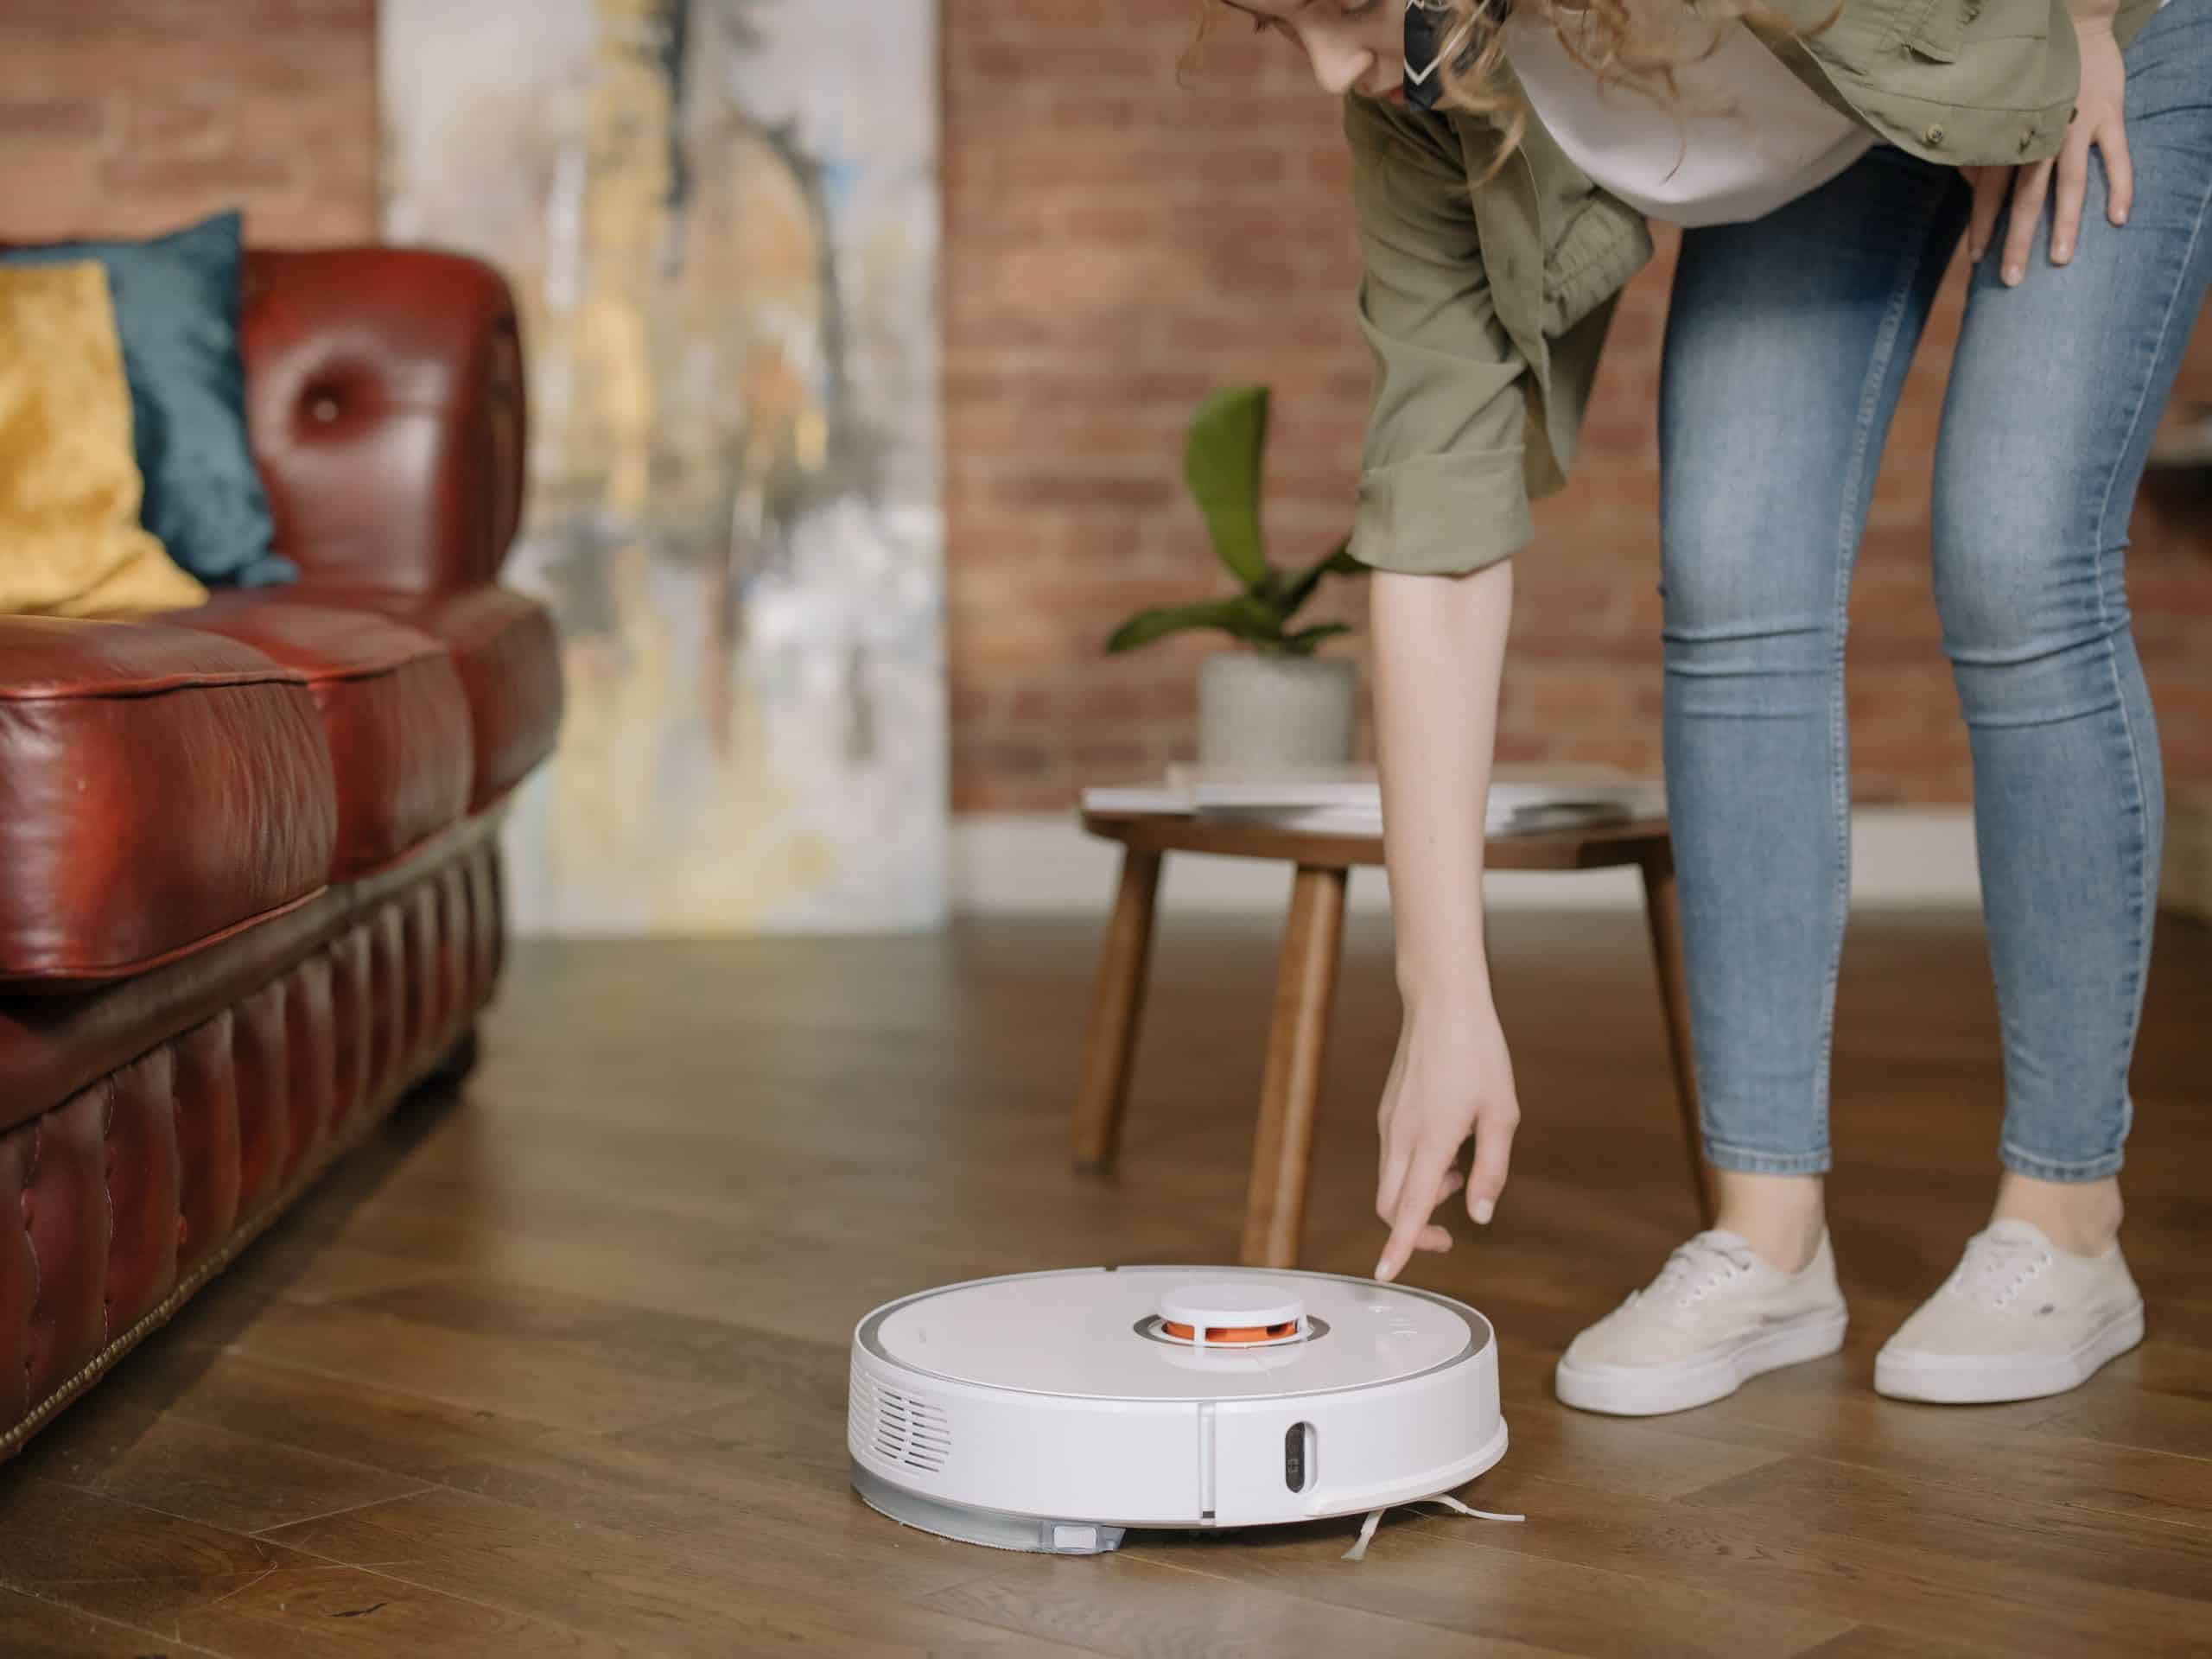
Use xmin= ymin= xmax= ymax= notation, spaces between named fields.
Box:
xmin=1241 ymin=865 xmax=1349 ymax=1268
xmin=1640 ymin=843 xmax=1716 ymax=1228
xmin=1071 ymin=849 xmax=1164 ymax=1173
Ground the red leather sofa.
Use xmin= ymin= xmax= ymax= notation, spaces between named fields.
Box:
xmin=0 ymin=249 xmax=561 ymax=1463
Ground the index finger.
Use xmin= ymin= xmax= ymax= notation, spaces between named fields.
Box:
xmin=1375 ymin=1136 xmax=1460 ymax=1284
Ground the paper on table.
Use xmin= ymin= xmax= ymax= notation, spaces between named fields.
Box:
xmin=1079 ymin=784 xmax=1194 ymax=815
xmin=1078 ymin=765 xmax=1370 ymax=817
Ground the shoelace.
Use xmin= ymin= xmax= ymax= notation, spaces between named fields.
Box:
xmin=1643 ymin=1232 xmax=1759 ymax=1310
xmin=1947 ymin=1232 xmax=2054 ymax=1309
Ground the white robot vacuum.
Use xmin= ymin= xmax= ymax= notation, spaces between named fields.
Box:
xmin=849 ymin=1266 xmax=1506 ymax=1554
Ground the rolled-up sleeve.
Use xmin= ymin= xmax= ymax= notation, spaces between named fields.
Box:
xmin=1344 ymin=96 xmax=1531 ymax=576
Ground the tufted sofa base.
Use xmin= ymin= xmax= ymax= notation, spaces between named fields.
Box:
xmin=0 ymin=814 xmax=507 ymax=1461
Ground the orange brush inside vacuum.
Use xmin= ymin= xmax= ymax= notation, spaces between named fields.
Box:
xmin=1160 ymin=1320 xmax=1300 ymax=1344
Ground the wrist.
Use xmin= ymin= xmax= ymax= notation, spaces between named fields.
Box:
xmin=1396 ymin=956 xmax=1494 ymax=1013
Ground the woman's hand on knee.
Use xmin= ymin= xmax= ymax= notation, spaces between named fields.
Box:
xmin=1965 ymin=17 xmax=2132 ymax=286
xmin=1373 ymin=995 xmax=1520 ymax=1283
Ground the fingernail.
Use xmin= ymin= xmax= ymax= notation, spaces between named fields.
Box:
xmin=1968 ymin=240 xmax=1984 ymax=262
xmin=2054 ymin=244 xmax=2071 ymax=264
xmin=1375 ymin=1260 xmax=1395 ymax=1283
xmin=2004 ymin=264 xmax=2024 ymax=285
xmin=1473 ymin=1198 xmax=1496 ymax=1225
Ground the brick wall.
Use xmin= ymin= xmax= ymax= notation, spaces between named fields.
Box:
xmin=944 ymin=0 xmax=2212 ymax=811
xmin=4 ymin=0 xmax=2206 ymax=813
xmin=0 ymin=0 xmax=374 ymax=247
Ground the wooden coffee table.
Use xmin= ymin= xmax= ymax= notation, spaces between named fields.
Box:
xmin=1071 ymin=810 xmax=1712 ymax=1268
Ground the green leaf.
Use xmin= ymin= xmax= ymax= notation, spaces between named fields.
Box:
xmin=1185 ymin=386 xmax=1270 ymax=592
xmin=1107 ymin=595 xmax=1284 ymax=655
xmin=1274 ymin=538 xmax=1363 ymax=620
xmin=1281 ymin=622 xmax=1352 ymax=657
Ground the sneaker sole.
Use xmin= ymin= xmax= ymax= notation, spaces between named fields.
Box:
xmin=1873 ymin=1300 xmax=2145 ymax=1405
xmin=1554 ymin=1307 xmax=1849 ymax=1418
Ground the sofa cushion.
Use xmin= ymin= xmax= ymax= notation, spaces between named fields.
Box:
xmin=314 ymin=587 xmax=562 ymax=810
xmin=0 ymin=619 xmax=335 ymax=986
xmin=169 ymin=593 xmax=474 ymax=877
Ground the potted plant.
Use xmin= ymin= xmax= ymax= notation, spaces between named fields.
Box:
xmin=1106 ymin=385 xmax=1366 ymax=769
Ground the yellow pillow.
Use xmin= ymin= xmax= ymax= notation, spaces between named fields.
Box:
xmin=0 ymin=263 xmax=206 ymax=618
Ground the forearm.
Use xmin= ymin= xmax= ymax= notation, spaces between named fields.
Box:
xmin=1371 ymin=560 xmax=1512 ymax=1010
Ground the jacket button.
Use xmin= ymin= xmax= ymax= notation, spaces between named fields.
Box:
xmin=2020 ymin=129 xmax=2036 ymax=151
xmin=1923 ymin=124 xmax=1945 ymax=147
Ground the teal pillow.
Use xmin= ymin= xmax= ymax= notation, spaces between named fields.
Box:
xmin=3 ymin=213 xmax=293 ymax=588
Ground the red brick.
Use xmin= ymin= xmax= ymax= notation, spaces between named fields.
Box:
xmin=99 ymin=153 xmax=292 ymax=199
xmin=120 ymin=94 xmax=226 ymax=154
xmin=1071 ymin=741 xmax=1156 ymax=778
xmin=0 ymin=98 xmax=103 ymax=141
xmin=993 ymin=471 xmax=1180 ymax=513
xmin=0 ymin=156 xmax=104 ymax=239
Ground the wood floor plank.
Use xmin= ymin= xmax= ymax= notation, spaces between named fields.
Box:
xmin=264 ymin=1244 xmax=458 ymax=1312
xmin=0 ymin=1583 xmax=226 ymax=1658
xmin=16 ymin=1402 xmax=432 ymax=1537
xmin=1479 ymin=1406 xmax=1793 ymax=1503
xmin=164 ymin=1564 xmax=627 ymax=1658
xmin=258 ymin=1482 xmax=1101 ymax=1656
xmin=85 ymin=1342 xmax=850 ymax=1534
xmin=1796 ymin=1624 xmax=2012 ymax=1659
xmin=1106 ymin=1520 xmax=1857 ymax=1659
xmin=216 ymin=1298 xmax=747 ymax=1435
xmin=1647 ymin=1462 xmax=2212 ymax=1656
xmin=923 ymin=1553 xmax=1584 ymax=1659
xmin=1394 ymin=1471 xmax=2201 ymax=1659
xmin=1632 ymin=1384 xmax=2212 ymax=1533
xmin=2025 ymin=1386 xmax=2212 ymax=1463
xmin=0 ymin=1478 xmax=319 ymax=1643
xmin=0 ymin=1491 xmax=626 ymax=1659
xmin=1676 ymin=1455 xmax=2212 ymax=1611
xmin=334 ymin=1277 xmax=849 ymax=1408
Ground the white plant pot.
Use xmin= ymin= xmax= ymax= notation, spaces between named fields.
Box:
xmin=1198 ymin=652 xmax=1357 ymax=771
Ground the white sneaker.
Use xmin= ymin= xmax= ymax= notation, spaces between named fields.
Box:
xmin=1554 ymin=1230 xmax=1849 ymax=1417
xmin=1874 ymin=1219 xmax=2145 ymax=1405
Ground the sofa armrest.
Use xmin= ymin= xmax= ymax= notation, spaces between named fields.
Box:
xmin=240 ymin=249 xmax=526 ymax=594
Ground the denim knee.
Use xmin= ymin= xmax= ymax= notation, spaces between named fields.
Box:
xmin=1929 ymin=524 xmax=2134 ymax=730
xmin=1660 ymin=536 xmax=1840 ymax=721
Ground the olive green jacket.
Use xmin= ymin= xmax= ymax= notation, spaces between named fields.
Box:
xmin=1345 ymin=0 xmax=2167 ymax=575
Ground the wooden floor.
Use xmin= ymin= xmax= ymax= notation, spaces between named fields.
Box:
xmin=2 ymin=908 xmax=2208 ymax=1657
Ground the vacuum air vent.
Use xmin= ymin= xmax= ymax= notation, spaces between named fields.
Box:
xmin=853 ymin=1367 xmax=951 ymax=1473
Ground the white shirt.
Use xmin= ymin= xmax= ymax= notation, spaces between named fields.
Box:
xmin=1505 ymin=14 xmax=1877 ymax=227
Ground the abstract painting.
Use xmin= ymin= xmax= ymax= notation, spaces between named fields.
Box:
xmin=381 ymin=0 xmax=945 ymax=932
